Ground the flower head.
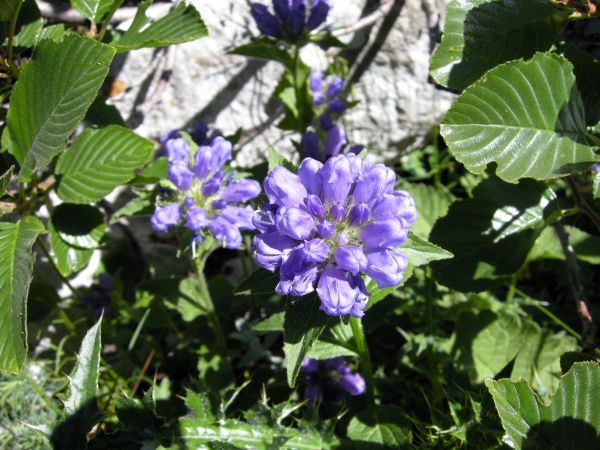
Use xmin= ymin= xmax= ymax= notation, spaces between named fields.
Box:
xmin=301 ymin=356 xmax=365 ymax=404
xmin=253 ymin=154 xmax=416 ymax=317
xmin=251 ymin=0 xmax=332 ymax=39
xmin=151 ymin=129 xmax=260 ymax=250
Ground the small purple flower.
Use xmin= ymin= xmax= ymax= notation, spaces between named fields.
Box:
xmin=151 ymin=204 xmax=181 ymax=232
xmin=310 ymin=69 xmax=323 ymax=93
xmin=251 ymin=0 xmax=327 ymax=38
xmin=339 ymin=373 xmax=366 ymax=396
xmin=327 ymin=98 xmax=346 ymax=114
xmin=185 ymin=207 xmax=208 ymax=232
xmin=326 ymin=77 xmax=343 ymax=98
xmin=591 ymin=163 xmax=600 ymax=173
xmin=251 ymin=4 xmax=282 ymax=38
xmin=323 ymin=127 xmax=347 ymax=158
xmin=319 ymin=114 xmax=334 ymax=132
xmin=301 ymin=132 xmax=321 ymax=160
xmin=164 ymin=138 xmax=190 ymax=163
xmin=168 ymin=162 xmax=193 ymax=191
xmin=306 ymin=0 xmax=332 ymax=31
xmin=209 ymin=216 xmax=242 ymax=249
xmin=253 ymin=153 xmax=415 ymax=317
xmin=301 ymin=356 xmax=365 ymax=405
xmin=221 ymin=179 xmax=261 ymax=203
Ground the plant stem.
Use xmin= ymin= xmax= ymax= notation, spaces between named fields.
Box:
xmin=192 ymin=257 xmax=228 ymax=357
xmin=292 ymin=46 xmax=305 ymax=132
xmin=349 ymin=316 xmax=375 ymax=405
xmin=566 ymin=175 xmax=600 ymax=231
xmin=6 ymin=0 xmax=22 ymax=75
xmin=97 ymin=0 xmax=125 ymax=41
xmin=21 ymin=371 xmax=65 ymax=419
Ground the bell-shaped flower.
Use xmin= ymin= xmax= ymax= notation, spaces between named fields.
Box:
xmin=306 ymin=0 xmax=332 ymax=30
xmin=264 ymin=166 xmax=308 ymax=207
xmin=323 ymin=127 xmax=346 ymax=159
xmin=222 ymin=205 xmax=255 ymax=230
xmin=316 ymin=265 xmax=357 ymax=317
xmin=326 ymin=77 xmax=343 ymax=98
xmin=275 ymin=206 xmax=315 ymax=240
xmin=360 ymin=218 xmax=407 ymax=249
xmin=327 ymin=98 xmax=346 ymax=114
xmin=365 ymin=249 xmax=408 ymax=288
xmin=168 ymin=162 xmax=193 ymax=191
xmin=164 ymin=138 xmax=190 ymax=163
xmin=151 ymin=204 xmax=181 ymax=232
xmin=208 ymin=216 xmax=242 ymax=249
xmin=251 ymin=4 xmax=283 ymax=38
xmin=340 ymin=373 xmax=366 ymax=396
xmin=334 ymin=245 xmax=367 ymax=275
xmin=371 ymin=190 xmax=417 ymax=226
xmin=252 ymin=232 xmax=297 ymax=271
xmin=185 ymin=207 xmax=208 ymax=231
xmin=221 ymin=179 xmax=261 ymax=203
xmin=321 ymin=154 xmax=352 ymax=204
xmin=298 ymin=158 xmax=323 ymax=195
xmin=301 ymin=132 xmax=320 ymax=159
xmin=352 ymin=163 xmax=396 ymax=207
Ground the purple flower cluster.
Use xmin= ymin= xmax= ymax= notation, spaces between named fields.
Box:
xmin=151 ymin=129 xmax=261 ymax=249
xmin=301 ymin=356 xmax=365 ymax=404
xmin=252 ymin=153 xmax=416 ymax=317
xmin=310 ymin=69 xmax=345 ymax=114
xmin=251 ymin=0 xmax=333 ymax=39
xmin=81 ymin=274 xmax=114 ymax=318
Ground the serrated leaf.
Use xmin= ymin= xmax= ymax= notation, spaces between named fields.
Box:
xmin=429 ymin=176 xmax=559 ymax=292
xmin=185 ymin=387 xmax=220 ymax=423
xmin=35 ymin=24 xmax=69 ymax=44
xmin=55 ymin=126 xmax=153 ymax=203
xmin=52 ymin=203 xmax=106 ymax=250
xmin=559 ymin=352 xmax=597 ymax=375
xmin=234 ymin=268 xmax=280 ymax=295
xmin=27 ymin=282 xmax=61 ymax=323
xmin=230 ymin=37 xmax=294 ymax=70
xmin=252 ymin=311 xmax=285 ymax=334
xmin=283 ymin=294 xmax=330 ymax=387
xmin=306 ymin=339 xmax=357 ymax=359
xmin=486 ymin=362 xmax=600 ymax=449
xmin=0 ymin=216 xmax=45 ymax=373
xmin=71 ymin=0 xmax=117 ymax=22
xmin=0 ymin=165 xmax=14 ymax=193
xmin=176 ymin=420 xmax=275 ymax=449
xmin=48 ymin=220 xmax=93 ymax=277
xmin=441 ymin=52 xmax=596 ymax=183
xmin=6 ymin=35 xmax=115 ymax=182
xmin=268 ymin=147 xmax=297 ymax=174
xmin=347 ymin=405 xmax=412 ymax=449
xmin=558 ymin=43 xmax=600 ymax=127
xmin=110 ymin=0 xmax=208 ymax=52
xmin=399 ymin=232 xmax=453 ymax=267
xmin=430 ymin=0 xmax=569 ymax=90
xmin=109 ymin=189 xmax=156 ymax=225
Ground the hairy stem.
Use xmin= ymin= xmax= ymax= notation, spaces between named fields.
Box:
xmin=553 ymin=222 xmax=597 ymax=354
xmin=192 ymin=256 xmax=228 ymax=357
xmin=349 ymin=316 xmax=375 ymax=405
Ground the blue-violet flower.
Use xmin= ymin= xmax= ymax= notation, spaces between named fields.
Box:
xmin=251 ymin=0 xmax=333 ymax=39
xmin=301 ymin=356 xmax=366 ymax=404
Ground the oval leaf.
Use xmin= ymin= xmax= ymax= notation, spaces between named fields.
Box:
xmin=48 ymin=220 xmax=93 ymax=277
xmin=347 ymin=405 xmax=412 ymax=449
xmin=71 ymin=0 xmax=117 ymax=22
xmin=441 ymin=52 xmax=596 ymax=182
xmin=6 ymin=35 xmax=115 ymax=181
xmin=0 ymin=216 xmax=45 ymax=373
xmin=52 ymin=203 xmax=106 ymax=250
xmin=55 ymin=126 xmax=153 ymax=203
xmin=430 ymin=0 xmax=570 ymax=90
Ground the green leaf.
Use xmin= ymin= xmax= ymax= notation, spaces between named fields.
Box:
xmin=6 ymin=35 xmax=115 ymax=182
xmin=268 ymin=147 xmax=297 ymax=174
xmin=430 ymin=0 xmax=569 ymax=90
xmin=347 ymin=405 xmax=412 ymax=449
xmin=527 ymin=225 xmax=600 ymax=265
xmin=252 ymin=311 xmax=285 ymax=334
xmin=429 ymin=176 xmax=559 ymax=292
xmin=6 ymin=0 xmax=42 ymax=52
xmin=454 ymin=310 xmax=576 ymax=397
xmin=137 ymin=277 xmax=206 ymax=322
xmin=176 ymin=420 xmax=275 ymax=449
xmin=84 ymin=96 xmax=125 ymax=127
xmin=0 ymin=0 xmax=20 ymax=22
xmin=0 ymin=165 xmax=14 ymax=193
xmin=558 ymin=43 xmax=600 ymax=127
xmin=35 ymin=24 xmax=69 ymax=44
xmin=55 ymin=125 xmax=153 ymax=203
xmin=52 ymin=203 xmax=106 ymax=250
xmin=401 ymin=183 xmax=453 ymax=238
xmin=441 ymin=52 xmax=596 ymax=183
xmin=109 ymin=189 xmax=157 ymax=225
xmin=230 ymin=37 xmax=294 ymax=70
xmin=486 ymin=362 xmax=600 ymax=449
xmin=110 ymin=0 xmax=208 ymax=52
xmin=234 ymin=268 xmax=280 ymax=295
xmin=48 ymin=220 xmax=93 ymax=277
xmin=399 ymin=232 xmax=453 ymax=267
xmin=0 ymin=216 xmax=45 ymax=373
xmin=27 ymin=282 xmax=61 ymax=323
xmin=559 ymin=352 xmax=598 ymax=375
xmin=71 ymin=0 xmax=117 ymax=22
xmin=309 ymin=32 xmax=347 ymax=51
xmin=307 ymin=339 xmax=357 ymax=360
xmin=283 ymin=294 xmax=330 ymax=387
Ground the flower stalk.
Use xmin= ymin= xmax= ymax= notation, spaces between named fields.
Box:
xmin=349 ymin=316 xmax=375 ymax=405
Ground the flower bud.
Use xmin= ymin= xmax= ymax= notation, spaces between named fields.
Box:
xmin=301 ymin=132 xmax=321 ymax=159
xmin=316 ymin=266 xmax=356 ymax=316
xmin=330 ymin=203 xmax=346 ymax=222
xmin=307 ymin=0 xmax=332 ymax=30
xmin=264 ymin=166 xmax=308 ymax=207
xmin=253 ymin=232 xmax=297 ymax=272
xmin=323 ymin=127 xmax=346 ymax=159
xmin=167 ymin=162 xmax=193 ymax=191
xmin=327 ymin=98 xmax=346 ymax=114
xmin=321 ymin=154 xmax=352 ymax=204
xmin=298 ymin=157 xmax=324 ymax=195
xmin=251 ymin=4 xmax=283 ymax=38
xmin=304 ymin=195 xmax=326 ymax=220
xmin=221 ymin=179 xmax=261 ymax=202
xmin=348 ymin=203 xmax=370 ymax=227
xmin=364 ymin=249 xmax=408 ymax=288
xmin=185 ymin=207 xmax=208 ymax=231
xmin=326 ymin=77 xmax=343 ymax=98
xmin=275 ymin=206 xmax=315 ymax=240
xmin=150 ymin=204 xmax=181 ymax=232
xmin=164 ymin=138 xmax=190 ymax=163
xmin=317 ymin=220 xmax=334 ymax=238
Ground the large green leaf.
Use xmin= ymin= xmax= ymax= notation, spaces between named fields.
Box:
xmin=110 ymin=0 xmax=208 ymax=52
xmin=453 ymin=309 xmax=576 ymax=398
xmin=48 ymin=220 xmax=93 ymax=277
xmin=399 ymin=232 xmax=453 ymax=267
xmin=441 ymin=52 xmax=596 ymax=183
xmin=283 ymin=294 xmax=330 ymax=387
xmin=430 ymin=0 xmax=570 ymax=90
xmin=234 ymin=268 xmax=280 ymax=295
xmin=30 ymin=318 xmax=105 ymax=448
xmin=52 ymin=203 xmax=106 ymax=250
xmin=430 ymin=176 xmax=559 ymax=292
xmin=6 ymin=35 xmax=115 ymax=181
xmin=0 ymin=216 xmax=45 ymax=373
xmin=486 ymin=362 xmax=600 ymax=449
xmin=55 ymin=126 xmax=153 ymax=203
xmin=71 ymin=0 xmax=117 ymax=22
xmin=527 ymin=225 xmax=600 ymax=265
xmin=347 ymin=405 xmax=412 ymax=449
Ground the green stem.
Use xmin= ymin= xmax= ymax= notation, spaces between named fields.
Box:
xmin=349 ymin=317 xmax=375 ymax=405
xmin=192 ymin=257 xmax=228 ymax=357
xmin=566 ymin=175 xmax=600 ymax=232
xmin=97 ymin=0 xmax=125 ymax=41
xmin=505 ymin=273 xmax=517 ymax=303
xmin=6 ymin=0 xmax=22 ymax=75
xmin=21 ymin=371 xmax=65 ymax=419
xmin=292 ymin=46 xmax=305 ymax=133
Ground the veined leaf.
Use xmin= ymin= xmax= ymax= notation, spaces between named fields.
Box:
xmin=441 ymin=52 xmax=596 ymax=183
xmin=399 ymin=232 xmax=453 ymax=267
xmin=71 ymin=0 xmax=117 ymax=22
xmin=55 ymin=126 xmax=153 ymax=203
xmin=283 ymin=294 xmax=330 ymax=387
xmin=0 ymin=165 xmax=14 ymax=193
xmin=234 ymin=268 xmax=280 ymax=295
xmin=268 ymin=147 xmax=297 ymax=174
xmin=0 ymin=217 xmax=45 ymax=373
xmin=48 ymin=220 xmax=93 ymax=277
xmin=486 ymin=362 xmax=600 ymax=449
xmin=110 ymin=1 xmax=208 ymax=52
xmin=429 ymin=176 xmax=559 ymax=292
xmin=347 ymin=405 xmax=412 ymax=449
xmin=52 ymin=203 xmax=106 ymax=250
xmin=6 ymin=35 xmax=115 ymax=181
xmin=430 ymin=0 xmax=570 ymax=90
xmin=230 ymin=36 xmax=294 ymax=70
